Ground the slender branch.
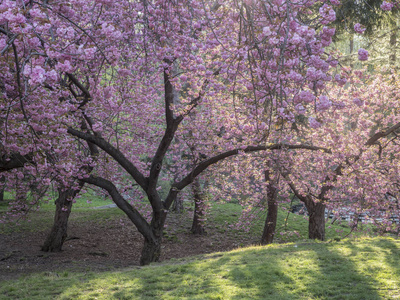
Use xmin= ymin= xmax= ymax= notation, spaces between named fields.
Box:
xmin=0 ymin=152 xmax=34 ymax=172
xmin=148 ymin=69 xmax=183 ymax=189
xmin=66 ymin=73 xmax=90 ymax=97
xmin=163 ymin=67 xmax=176 ymax=126
xmin=173 ymin=143 xmax=331 ymax=192
xmin=365 ymin=121 xmax=400 ymax=146
xmin=320 ymin=120 xmax=400 ymax=197
xmin=67 ymin=127 xmax=148 ymax=190
xmin=82 ymin=175 xmax=155 ymax=243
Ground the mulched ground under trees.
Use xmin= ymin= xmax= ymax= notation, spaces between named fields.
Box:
xmin=0 ymin=208 xmax=259 ymax=281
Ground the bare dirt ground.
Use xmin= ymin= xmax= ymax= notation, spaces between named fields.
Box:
xmin=0 ymin=208 xmax=259 ymax=281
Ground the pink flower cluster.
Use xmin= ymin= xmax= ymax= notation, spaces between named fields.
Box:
xmin=358 ymin=48 xmax=369 ymax=61
xmin=316 ymin=95 xmax=332 ymax=111
xmin=353 ymin=98 xmax=364 ymax=107
xmin=319 ymin=4 xmax=336 ymax=25
xmin=381 ymin=1 xmax=394 ymax=11
xmin=354 ymin=23 xmax=366 ymax=34
xmin=309 ymin=117 xmax=321 ymax=129
xmin=334 ymin=74 xmax=347 ymax=86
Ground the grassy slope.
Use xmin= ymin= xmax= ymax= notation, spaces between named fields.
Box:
xmin=1 ymin=237 xmax=399 ymax=299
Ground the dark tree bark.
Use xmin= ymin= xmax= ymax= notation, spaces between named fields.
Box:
xmin=171 ymin=174 xmax=184 ymax=212
xmin=171 ymin=192 xmax=184 ymax=212
xmin=261 ymin=169 xmax=279 ymax=245
xmin=191 ymin=177 xmax=206 ymax=235
xmin=41 ymin=187 xmax=81 ymax=252
xmin=390 ymin=29 xmax=397 ymax=64
xmin=140 ymin=236 xmax=163 ymax=265
xmin=304 ymin=199 xmax=326 ymax=241
xmin=15 ymin=176 xmax=28 ymax=210
xmin=281 ymin=174 xmax=326 ymax=241
xmin=139 ymin=218 xmax=166 ymax=265
xmin=0 ymin=152 xmax=33 ymax=172
xmin=0 ymin=175 xmax=5 ymax=202
xmin=42 ymin=115 xmax=99 ymax=253
xmin=349 ymin=36 xmax=354 ymax=68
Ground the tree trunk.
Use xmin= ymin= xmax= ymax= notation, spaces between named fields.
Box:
xmin=140 ymin=212 xmax=166 ymax=265
xmin=305 ymin=200 xmax=326 ymax=241
xmin=0 ymin=175 xmax=5 ymax=202
xmin=41 ymin=188 xmax=78 ymax=252
xmin=261 ymin=169 xmax=279 ymax=245
xmin=191 ymin=178 xmax=206 ymax=235
xmin=390 ymin=30 xmax=397 ymax=65
xmin=261 ymin=198 xmax=278 ymax=245
xmin=15 ymin=176 xmax=28 ymax=211
xmin=172 ymin=192 xmax=184 ymax=213
xmin=349 ymin=36 xmax=354 ymax=68
xmin=140 ymin=235 xmax=163 ymax=265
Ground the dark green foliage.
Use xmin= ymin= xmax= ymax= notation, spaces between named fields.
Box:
xmin=332 ymin=0 xmax=385 ymax=37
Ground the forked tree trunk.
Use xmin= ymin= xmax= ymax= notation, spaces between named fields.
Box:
xmin=305 ymin=200 xmax=326 ymax=241
xmin=191 ymin=178 xmax=206 ymax=235
xmin=41 ymin=188 xmax=80 ymax=252
xmin=261 ymin=169 xmax=279 ymax=245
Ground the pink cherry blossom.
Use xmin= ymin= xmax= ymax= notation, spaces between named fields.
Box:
xmin=358 ymin=48 xmax=369 ymax=61
xmin=309 ymin=117 xmax=322 ymax=128
xmin=354 ymin=23 xmax=366 ymax=34
xmin=319 ymin=4 xmax=336 ymax=25
xmin=381 ymin=1 xmax=394 ymax=11
xmin=317 ymin=95 xmax=332 ymax=111
xmin=353 ymin=98 xmax=364 ymax=106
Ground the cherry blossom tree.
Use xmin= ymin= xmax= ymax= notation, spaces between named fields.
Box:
xmin=1 ymin=0 xmax=340 ymax=264
xmin=276 ymin=69 xmax=400 ymax=240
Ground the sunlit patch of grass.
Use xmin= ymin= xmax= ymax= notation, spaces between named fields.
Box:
xmin=1 ymin=237 xmax=399 ymax=299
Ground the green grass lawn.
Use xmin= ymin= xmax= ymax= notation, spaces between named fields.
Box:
xmin=1 ymin=237 xmax=399 ymax=299
xmin=1 ymin=191 xmax=397 ymax=299
xmin=208 ymin=202 xmax=373 ymax=244
xmin=1 ymin=189 xmax=377 ymax=240
xmin=0 ymin=190 xmax=121 ymax=234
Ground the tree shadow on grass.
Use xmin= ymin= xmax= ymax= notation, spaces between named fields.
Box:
xmin=57 ymin=240 xmax=397 ymax=299
xmin=221 ymin=243 xmax=382 ymax=299
xmin=308 ymin=242 xmax=382 ymax=300
xmin=201 ymin=251 xmax=297 ymax=299
xmin=359 ymin=238 xmax=400 ymax=298
xmin=373 ymin=237 xmax=400 ymax=275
